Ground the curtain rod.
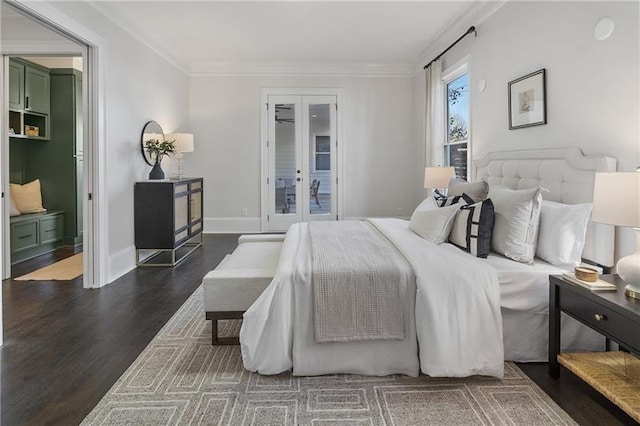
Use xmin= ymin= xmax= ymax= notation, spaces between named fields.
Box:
xmin=423 ymin=26 xmax=476 ymax=69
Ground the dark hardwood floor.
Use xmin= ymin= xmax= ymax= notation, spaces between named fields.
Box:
xmin=1 ymin=234 xmax=637 ymax=425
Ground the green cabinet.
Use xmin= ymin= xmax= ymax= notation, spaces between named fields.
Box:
xmin=9 ymin=61 xmax=24 ymax=110
xmin=29 ymin=68 xmax=83 ymax=245
xmin=25 ymin=65 xmax=50 ymax=114
xmin=10 ymin=211 xmax=64 ymax=264
xmin=8 ymin=58 xmax=50 ymax=140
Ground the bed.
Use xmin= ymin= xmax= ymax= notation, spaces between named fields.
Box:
xmin=240 ymin=147 xmax=616 ymax=378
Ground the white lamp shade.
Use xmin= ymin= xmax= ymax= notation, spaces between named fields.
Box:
xmin=424 ymin=167 xmax=455 ymax=189
xmin=168 ymin=133 xmax=194 ymax=153
xmin=592 ymin=172 xmax=640 ymax=228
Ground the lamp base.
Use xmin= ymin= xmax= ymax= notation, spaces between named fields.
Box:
xmin=173 ymin=152 xmax=185 ymax=179
xmin=618 ymin=227 xmax=640 ymax=300
xmin=625 ymin=286 xmax=640 ymax=300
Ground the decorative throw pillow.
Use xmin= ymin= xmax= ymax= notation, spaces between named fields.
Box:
xmin=10 ymin=179 xmax=47 ymax=214
xmin=413 ymin=196 xmax=439 ymax=212
xmin=436 ymin=193 xmax=475 ymax=207
xmin=536 ymin=200 xmax=592 ymax=268
xmin=410 ymin=202 xmax=462 ymax=244
xmin=447 ymin=178 xmax=489 ymax=202
xmin=9 ymin=195 xmax=21 ymax=216
xmin=489 ymin=186 xmax=543 ymax=264
xmin=449 ymin=199 xmax=495 ymax=258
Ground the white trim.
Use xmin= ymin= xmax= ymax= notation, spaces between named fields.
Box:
xmin=8 ymin=0 xmax=110 ymax=288
xmin=0 ymin=59 xmax=6 ymax=343
xmin=190 ymin=62 xmax=414 ymax=78
xmin=0 ymin=40 xmax=83 ymax=55
xmin=107 ymin=245 xmax=136 ymax=285
xmin=86 ymin=1 xmax=188 ymax=76
xmin=204 ymin=217 xmax=261 ymax=234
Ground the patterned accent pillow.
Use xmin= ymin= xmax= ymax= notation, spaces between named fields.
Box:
xmin=449 ymin=199 xmax=495 ymax=258
xmin=437 ymin=193 xmax=475 ymax=207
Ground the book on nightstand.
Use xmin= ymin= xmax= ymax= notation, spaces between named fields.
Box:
xmin=562 ymin=272 xmax=617 ymax=291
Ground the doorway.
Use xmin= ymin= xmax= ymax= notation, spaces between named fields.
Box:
xmin=262 ymin=91 xmax=342 ymax=232
xmin=6 ymin=55 xmax=84 ymax=281
xmin=1 ymin=0 xmax=107 ymax=296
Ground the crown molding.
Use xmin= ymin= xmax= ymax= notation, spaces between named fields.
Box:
xmin=413 ymin=0 xmax=508 ymax=74
xmin=189 ymin=61 xmax=415 ymax=78
xmin=86 ymin=1 xmax=189 ymax=76
xmin=1 ymin=40 xmax=83 ymax=55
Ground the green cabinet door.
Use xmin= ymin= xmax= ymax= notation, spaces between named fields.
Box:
xmin=25 ymin=66 xmax=50 ymax=114
xmin=8 ymin=61 xmax=24 ymax=110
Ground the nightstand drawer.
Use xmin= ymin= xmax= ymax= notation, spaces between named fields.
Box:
xmin=562 ymin=289 xmax=640 ymax=349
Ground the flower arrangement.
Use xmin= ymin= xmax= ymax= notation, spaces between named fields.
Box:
xmin=144 ymin=138 xmax=176 ymax=162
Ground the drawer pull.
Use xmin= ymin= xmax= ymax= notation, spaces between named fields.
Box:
xmin=594 ymin=313 xmax=607 ymax=321
xmin=18 ymin=234 xmax=33 ymax=239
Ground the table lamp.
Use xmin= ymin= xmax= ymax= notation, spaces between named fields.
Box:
xmin=168 ymin=133 xmax=194 ymax=179
xmin=424 ymin=166 xmax=455 ymax=197
xmin=592 ymin=171 xmax=640 ymax=299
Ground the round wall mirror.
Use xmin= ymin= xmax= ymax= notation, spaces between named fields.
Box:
xmin=140 ymin=120 xmax=165 ymax=166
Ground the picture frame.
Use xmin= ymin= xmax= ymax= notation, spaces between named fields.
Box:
xmin=508 ymin=68 xmax=546 ymax=129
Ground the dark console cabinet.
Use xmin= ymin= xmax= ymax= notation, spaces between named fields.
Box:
xmin=134 ymin=178 xmax=203 ymax=266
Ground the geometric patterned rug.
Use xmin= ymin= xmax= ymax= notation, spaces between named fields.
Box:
xmin=81 ymin=286 xmax=577 ymax=425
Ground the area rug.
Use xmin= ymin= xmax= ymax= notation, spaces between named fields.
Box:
xmin=15 ymin=253 xmax=83 ymax=281
xmin=82 ymin=286 xmax=577 ymax=425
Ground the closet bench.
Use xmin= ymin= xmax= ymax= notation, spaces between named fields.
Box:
xmin=203 ymin=234 xmax=284 ymax=345
xmin=10 ymin=210 xmax=65 ymax=264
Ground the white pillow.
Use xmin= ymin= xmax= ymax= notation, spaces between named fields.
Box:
xmin=489 ymin=186 xmax=543 ymax=264
xmin=410 ymin=202 xmax=461 ymax=244
xmin=536 ymin=200 xmax=592 ymax=268
xmin=413 ymin=196 xmax=439 ymax=212
xmin=447 ymin=178 xmax=489 ymax=202
xmin=9 ymin=195 xmax=21 ymax=216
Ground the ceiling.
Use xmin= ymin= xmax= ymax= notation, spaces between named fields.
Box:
xmin=92 ymin=1 xmax=478 ymax=74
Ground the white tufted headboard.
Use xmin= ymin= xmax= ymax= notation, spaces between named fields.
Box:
xmin=474 ymin=147 xmax=617 ymax=267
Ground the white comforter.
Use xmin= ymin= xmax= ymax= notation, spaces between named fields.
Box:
xmin=240 ymin=218 xmax=504 ymax=378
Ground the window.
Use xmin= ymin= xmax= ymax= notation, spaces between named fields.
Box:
xmin=444 ymin=72 xmax=469 ymax=179
xmin=313 ymin=135 xmax=330 ymax=171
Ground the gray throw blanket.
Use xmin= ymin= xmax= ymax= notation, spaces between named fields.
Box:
xmin=309 ymin=221 xmax=410 ymax=343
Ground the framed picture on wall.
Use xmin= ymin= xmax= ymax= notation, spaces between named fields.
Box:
xmin=508 ymin=69 xmax=546 ymax=129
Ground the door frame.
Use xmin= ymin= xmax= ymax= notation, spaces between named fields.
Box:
xmin=2 ymin=0 xmax=109 ymax=288
xmin=260 ymin=88 xmax=344 ymax=232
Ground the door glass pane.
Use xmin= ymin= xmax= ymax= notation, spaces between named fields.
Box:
xmin=274 ymin=103 xmax=296 ymax=214
xmin=309 ymin=104 xmax=330 ymax=215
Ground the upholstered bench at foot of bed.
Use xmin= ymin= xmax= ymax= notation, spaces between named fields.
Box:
xmin=203 ymin=235 xmax=284 ymax=345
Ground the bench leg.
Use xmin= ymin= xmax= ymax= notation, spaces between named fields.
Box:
xmin=207 ymin=312 xmax=243 ymax=346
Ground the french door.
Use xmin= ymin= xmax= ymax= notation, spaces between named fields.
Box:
xmin=265 ymin=94 xmax=338 ymax=231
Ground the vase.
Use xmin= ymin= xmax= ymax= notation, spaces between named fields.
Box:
xmin=149 ymin=157 xmax=165 ymax=180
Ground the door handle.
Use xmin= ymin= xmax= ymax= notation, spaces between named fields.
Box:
xmin=26 ymin=96 xmax=29 ymax=109
xmin=296 ymin=169 xmax=301 ymax=174
xmin=296 ymin=177 xmax=301 ymax=182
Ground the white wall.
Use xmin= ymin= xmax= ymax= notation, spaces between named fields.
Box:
xmin=432 ymin=1 xmax=639 ymax=262
xmin=37 ymin=2 xmax=190 ymax=282
xmin=188 ymin=75 xmax=421 ymax=232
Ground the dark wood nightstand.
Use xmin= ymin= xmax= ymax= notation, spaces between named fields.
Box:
xmin=549 ymin=274 xmax=640 ymax=422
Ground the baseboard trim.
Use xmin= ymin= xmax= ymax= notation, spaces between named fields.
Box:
xmin=108 ymin=245 xmax=136 ymax=286
xmin=203 ymin=217 xmax=261 ymax=234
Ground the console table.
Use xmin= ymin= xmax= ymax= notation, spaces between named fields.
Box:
xmin=134 ymin=178 xmax=203 ymax=266
xmin=549 ymin=274 xmax=640 ymax=422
